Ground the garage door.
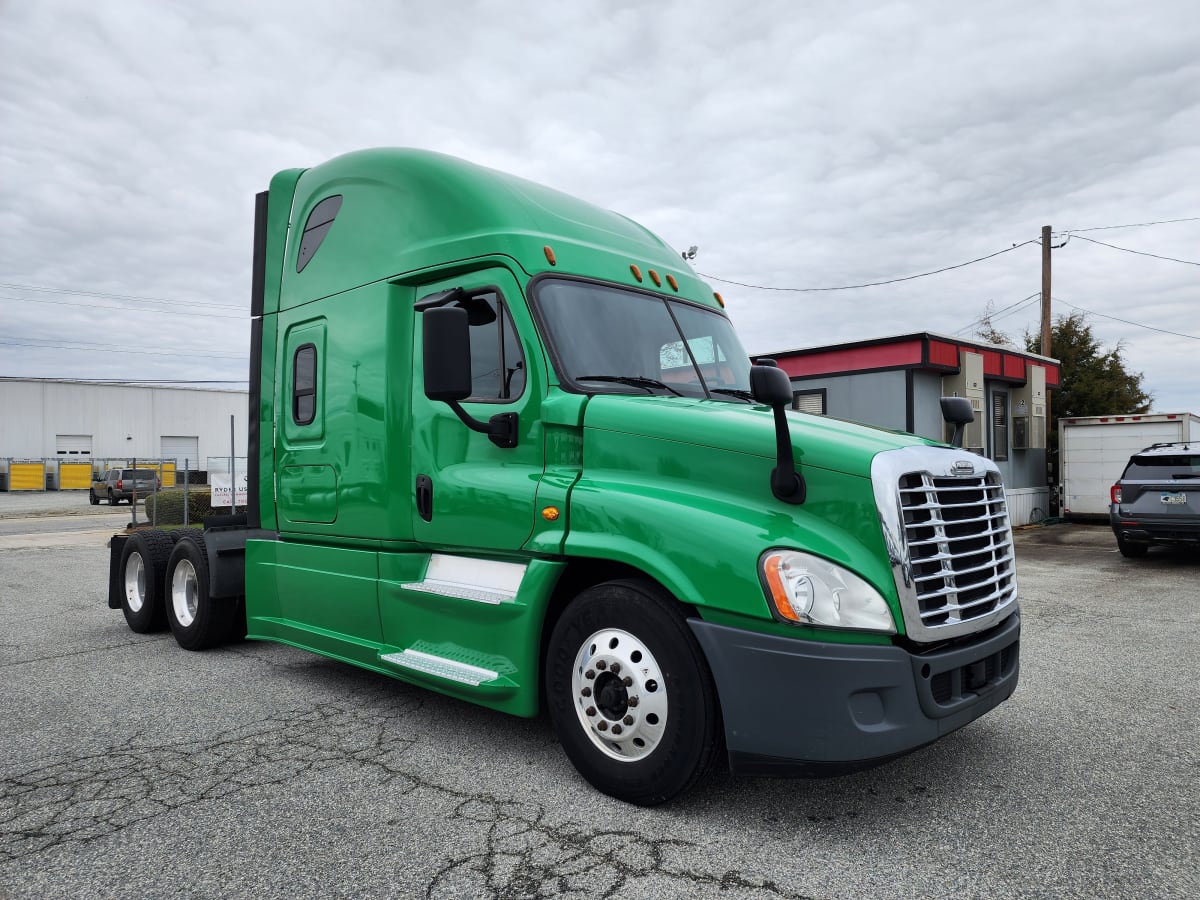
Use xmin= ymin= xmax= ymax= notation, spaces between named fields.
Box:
xmin=9 ymin=461 xmax=46 ymax=492
xmin=158 ymin=461 xmax=177 ymax=487
xmin=55 ymin=434 xmax=93 ymax=458
xmin=161 ymin=436 xmax=200 ymax=472
xmin=58 ymin=462 xmax=93 ymax=490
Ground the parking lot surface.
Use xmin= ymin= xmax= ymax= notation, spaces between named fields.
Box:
xmin=0 ymin=503 xmax=1197 ymax=898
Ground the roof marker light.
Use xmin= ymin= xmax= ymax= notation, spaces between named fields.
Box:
xmin=544 ymin=245 xmax=557 ymax=266
xmin=630 ymin=264 xmax=643 ymax=282
xmin=648 ymin=269 xmax=662 ymax=287
xmin=714 ymin=292 xmax=725 ymax=308
xmin=666 ymin=274 xmax=679 ymax=291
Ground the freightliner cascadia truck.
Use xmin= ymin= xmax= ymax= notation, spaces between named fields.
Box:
xmin=107 ymin=148 xmax=1020 ymax=805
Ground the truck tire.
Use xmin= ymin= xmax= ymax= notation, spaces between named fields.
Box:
xmin=108 ymin=489 xmax=118 ymax=506
xmin=118 ymin=531 xmax=172 ymax=633
xmin=89 ymin=489 xmax=99 ymax=506
xmin=165 ymin=534 xmax=236 ymax=650
xmin=545 ymin=579 xmax=721 ymax=806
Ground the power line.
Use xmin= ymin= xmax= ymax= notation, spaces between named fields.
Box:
xmin=0 ymin=376 xmax=249 ymax=385
xmin=954 ymin=292 xmax=1041 ymax=336
xmin=0 ymin=293 xmax=247 ymax=320
xmin=0 ymin=337 xmax=246 ymax=360
xmin=1062 ymin=216 xmax=1200 ymax=233
xmin=1053 ymin=297 xmax=1200 ymax=341
xmin=0 ymin=281 xmax=245 ymax=311
xmin=1068 ymin=234 xmax=1200 ymax=267
xmin=699 ymin=240 xmax=1040 ymax=292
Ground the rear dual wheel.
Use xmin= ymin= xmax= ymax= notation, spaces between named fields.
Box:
xmin=165 ymin=534 xmax=239 ymax=650
xmin=545 ymin=579 xmax=721 ymax=806
xmin=118 ymin=532 xmax=173 ymax=632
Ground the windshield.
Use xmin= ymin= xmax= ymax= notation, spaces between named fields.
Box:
xmin=531 ymin=278 xmax=753 ymax=400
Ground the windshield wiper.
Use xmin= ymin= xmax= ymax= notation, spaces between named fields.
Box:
xmin=710 ymin=388 xmax=754 ymax=402
xmin=575 ymin=375 xmax=683 ymax=396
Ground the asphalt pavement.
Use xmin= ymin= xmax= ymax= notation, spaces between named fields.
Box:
xmin=0 ymin=497 xmax=1196 ymax=898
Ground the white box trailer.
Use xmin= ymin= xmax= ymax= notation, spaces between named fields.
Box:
xmin=1060 ymin=413 xmax=1200 ymax=517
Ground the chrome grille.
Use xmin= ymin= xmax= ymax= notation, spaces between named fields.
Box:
xmin=900 ymin=471 xmax=1014 ymax=625
xmin=872 ymin=447 xmax=1019 ymax=642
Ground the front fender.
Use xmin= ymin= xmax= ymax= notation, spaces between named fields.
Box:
xmin=563 ymin=461 xmax=898 ymax=632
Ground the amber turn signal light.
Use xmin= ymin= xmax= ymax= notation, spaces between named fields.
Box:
xmin=761 ymin=552 xmax=801 ymax=622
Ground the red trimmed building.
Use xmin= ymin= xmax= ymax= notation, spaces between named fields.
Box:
xmin=759 ymin=333 xmax=1060 ymax=525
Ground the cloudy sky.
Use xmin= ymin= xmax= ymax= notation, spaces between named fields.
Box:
xmin=2 ymin=1 xmax=1197 ymax=411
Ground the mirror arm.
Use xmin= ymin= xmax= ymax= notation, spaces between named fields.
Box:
xmin=415 ymin=287 xmax=465 ymax=311
xmin=769 ymin=404 xmax=806 ymax=504
xmin=446 ymin=401 xmax=519 ymax=449
xmin=750 ymin=362 xmax=805 ymax=504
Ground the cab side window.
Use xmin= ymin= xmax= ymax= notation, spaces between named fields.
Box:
xmin=459 ymin=293 xmax=526 ymax=401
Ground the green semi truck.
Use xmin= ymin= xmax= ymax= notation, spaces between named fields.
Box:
xmin=108 ymin=148 xmax=1020 ymax=805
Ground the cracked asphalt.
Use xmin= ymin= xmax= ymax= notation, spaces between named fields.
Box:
xmin=1 ymin=494 xmax=1197 ymax=898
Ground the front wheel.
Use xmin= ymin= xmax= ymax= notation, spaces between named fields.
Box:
xmin=165 ymin=534 xmax=236 ymax=650
xmin=545 ymin=579 xmax=721 ymax=806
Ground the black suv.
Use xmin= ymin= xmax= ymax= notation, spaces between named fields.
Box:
xmin=1110 ymin=442 xmax=1200 ymax=557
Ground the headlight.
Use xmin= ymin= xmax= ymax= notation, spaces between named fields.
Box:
xmin=759 ymin=550 xmax=895 ymax=633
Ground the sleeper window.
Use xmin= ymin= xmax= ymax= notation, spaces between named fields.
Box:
xmin=293 ymin=344 xmax=317 ymax=425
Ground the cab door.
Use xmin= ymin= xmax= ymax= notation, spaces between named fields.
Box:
xmin=410 ymin=268 xmax=546 ymax=552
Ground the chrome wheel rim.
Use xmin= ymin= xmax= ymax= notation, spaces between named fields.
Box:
xmin=571 ymin=628 xmax=668 ymax=762
xmin=123 ymin=552 xmax=146 ymax=613
xmin=171 ymin=559 xmax=199 ymax=627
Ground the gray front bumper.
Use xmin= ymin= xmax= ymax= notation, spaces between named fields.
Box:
xmin=688 ymin=612 xmax=1020 ymax=777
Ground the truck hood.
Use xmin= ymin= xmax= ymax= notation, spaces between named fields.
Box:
xmin=581 ymin=394 xmax=935 ymax=477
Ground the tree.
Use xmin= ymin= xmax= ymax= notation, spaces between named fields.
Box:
xmin=975 ymin=300 xmax=1016 ymax=347
xmin=1025 ymin=311 xmax=1152 ymax=447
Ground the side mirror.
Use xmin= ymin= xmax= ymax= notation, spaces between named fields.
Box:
xmin=420 ymin=305 xmax=518 ymax=449
xmin=423 ymin=307 xmax=473 ymax=402
xmin=940 ymin=396 xmax=975 ymax=448
xmin=749 ymin=364 xmax=805 ymax=504
xmin=749 ymin=363 xmax=793 ymax=407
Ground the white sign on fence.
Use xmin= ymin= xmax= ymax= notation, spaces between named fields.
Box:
xmin=210 ymin=472 xmax=249 ymax=507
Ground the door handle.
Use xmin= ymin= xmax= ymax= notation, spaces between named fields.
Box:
xmin=416 ymin=474 xmax=433 ymax=522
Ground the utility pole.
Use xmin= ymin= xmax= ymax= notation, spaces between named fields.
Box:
xmin=1040 ymin=225 xmax=1052 ymax=358
xmin=1040 ymin=224 xmax=1056 ymax=507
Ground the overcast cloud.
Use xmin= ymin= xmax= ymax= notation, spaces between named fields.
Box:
xmin=1 ymin=1 xmax=1197 ymax=410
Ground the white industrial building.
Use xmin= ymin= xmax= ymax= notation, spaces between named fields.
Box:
xmin=0 ymin=378 xmax=248 ymax=491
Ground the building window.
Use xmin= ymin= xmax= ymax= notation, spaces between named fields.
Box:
xmin=293 ymin=343 xmax=317 ymax=425
xmin=792 ymin=389 xmax=826 ymax=415
xmin=296 ymin=195 xmax=343 ymax=273
xmin=991 ymin=392 xmax=1009 ymax=461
